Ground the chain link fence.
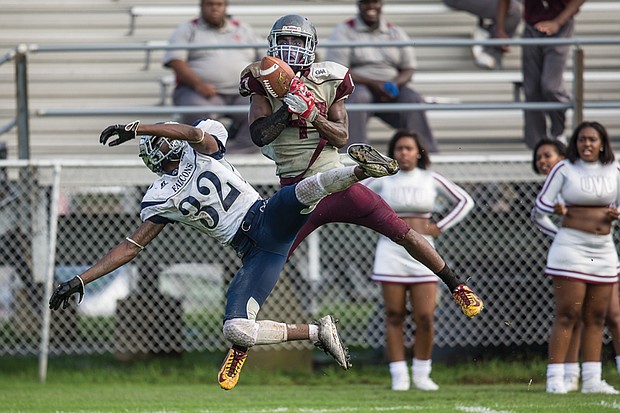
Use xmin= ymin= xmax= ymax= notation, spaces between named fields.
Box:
xmin=0 ymin=156 xmax=615 ymax=361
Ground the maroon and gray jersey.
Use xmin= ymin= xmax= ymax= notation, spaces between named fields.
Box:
xmin=240 ymin=61 xmax=354 ymax=179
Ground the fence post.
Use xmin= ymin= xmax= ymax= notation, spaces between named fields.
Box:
xmin=38 ymin=164 xmax=62 ymax=383
xmin=15 ymin=44 xmax=30 ymax=160
xmin=572 ymin=47 xmax=584 ymax=127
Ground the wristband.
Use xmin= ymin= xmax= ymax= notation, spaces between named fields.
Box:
xmin=189 ymin=130 xmax=205 ymax=144
xmin=126 ymin=237 xmax=145 ymax=250
xmin=435 ymin=264 xmax=460 ymax=292
xmin=75 ymin=275 xmax=85 ymax=305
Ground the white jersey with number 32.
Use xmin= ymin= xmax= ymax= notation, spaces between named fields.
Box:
xmin=140 ymin=146 xmax=260 ymax=245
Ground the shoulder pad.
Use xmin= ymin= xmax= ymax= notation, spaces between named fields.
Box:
xmin=306 ymin=61 xmax=350 ymax=83
xmin=239 ymin=61 xmax=266 ymax=97
xmin=240 ymin=61 xmax=261 ymax=79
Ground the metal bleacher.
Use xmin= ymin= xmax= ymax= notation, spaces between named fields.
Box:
xmin=0 ymin=0 xmax=619 ymax=160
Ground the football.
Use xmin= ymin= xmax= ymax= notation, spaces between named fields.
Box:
xmin=259 ymin=56 xmax=296 ymax=99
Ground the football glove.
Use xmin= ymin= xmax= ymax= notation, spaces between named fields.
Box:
xmin=283 ymin=90 xmax=318 ymax=122
xmin=49 ymin=275 xmax=85 ymax=310
xmin=99 ymin=120 xmax=140 ymax=147
xmin=288 ymin=73 xmax=309 ymax=95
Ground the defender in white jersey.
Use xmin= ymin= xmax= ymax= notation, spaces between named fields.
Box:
xmin=364 ymin=130 xmax=474 ymax=391
xmin=48 ymin=118 xmax=401 ymax=390
xmin=534 ymin=121 xmax=620 ymax=394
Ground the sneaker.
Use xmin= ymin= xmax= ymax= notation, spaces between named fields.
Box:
xmin=347 ymin=144 xmax=400 ymax=177
xmin=472 ymin=26 xmax=496 ymax=70
xmin=314 ymin=315 xmax=352 ymax=370
xmin=581 ymin=379 xmax=619 ymax=394
xmin=217 ymin=346 xmax=248 ymax=390
xmin=547 ymin=379 xmax=568 ymax=394
xmin=452 ymin=284 xmax=484 ymax=318
xmin=564 ymin=375 xmax=579 ymax=392
xmin=391 ymin=376 xmax=410 ymax=391
xmin=553 ymin=134 xmax=568 ymax=146
xmin=413 ymin=376 xmax=439 ymax=391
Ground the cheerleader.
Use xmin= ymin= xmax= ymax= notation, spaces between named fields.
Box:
xmin=365 ymin=130 xmax=475 ymax=391
xmin=535 ymin=121 xmax=620 ymax=394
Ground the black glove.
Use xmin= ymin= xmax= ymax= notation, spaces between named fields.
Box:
xmin=49 ymin=276 xmax=85 ymax=310
xmin=99 ymin=120 xmax=140 ymax=147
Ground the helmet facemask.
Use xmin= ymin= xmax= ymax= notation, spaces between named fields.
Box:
xmin=139 ymin=135 xmax=185 ymax=174
xmin=267 ymin=15 xmax=317 ymax=71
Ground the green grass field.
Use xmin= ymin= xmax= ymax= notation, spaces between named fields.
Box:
xmin=2 ymin=351 xmax=620 ymax=413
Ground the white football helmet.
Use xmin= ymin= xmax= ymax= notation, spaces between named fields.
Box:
xmin=138 ymin=122 xmax=185 ymax=174
xmin=267 ymin=14 xmax=317 ymax=71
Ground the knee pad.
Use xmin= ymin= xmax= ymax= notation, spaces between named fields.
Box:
xmin=295 ymin=174 xmax=327 ymax=206
xmin=223 ymin=318 xmax=259 ymax=348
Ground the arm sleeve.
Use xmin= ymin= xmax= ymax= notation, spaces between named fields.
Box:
xmin=530 ymin=206 xmax=559 ymax=237
xmin=432 ymin=172 xmax=474 ymax=231
xmin=535 ymin=162 xmax=566 ymax=214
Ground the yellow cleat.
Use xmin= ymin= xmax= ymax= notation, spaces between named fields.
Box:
xmin=218 ymin=346 xmax=248 ymax=390
xmin=452 ymin=284 xmax=484 ymax=318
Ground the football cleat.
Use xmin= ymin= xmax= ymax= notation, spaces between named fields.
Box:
xmin=347 ymin=144 xmax=400 ymax=178
xmin=218 ymin=346 xmax=248 ymax=390
xmin=314 ymin=315 xmax=352 ymax=370
xmin=452 ymin=284 xmax=484 ymax=318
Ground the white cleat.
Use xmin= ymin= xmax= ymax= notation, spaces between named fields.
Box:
xmin=314 ymin=315 xmax=352 ymax=370
xmin=347 ymin=144 xmax=399 ymax=178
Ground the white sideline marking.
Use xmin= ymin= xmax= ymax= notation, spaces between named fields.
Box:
xmin=600 ymin=401 xmax=620 ymax=410
xmin=233 ymin=407 xmax=426 ymax=413
xmin=456 ymin=406 xmax=515 ymax=413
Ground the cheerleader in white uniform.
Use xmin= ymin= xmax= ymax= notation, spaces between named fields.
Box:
xmin=365 ymin=130 xmax=474 ymax=391
xmin=535 ymin=121 xmax=620 ymax=394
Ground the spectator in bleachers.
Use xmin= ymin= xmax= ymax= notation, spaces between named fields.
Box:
xmin=535 ymin=121 xmax=620 ymax=394
xmin=442 ymin=0 xmax=522 ymax=70
xmin=497 ymin=0 xmax=585 ymax=149
xmin=365 ymin=129 xmax=474 ymax=391
xmin=162 ymin=0 xmax=260 ymax=153
xmin=326 ymin=0 xmax=438 ymax=152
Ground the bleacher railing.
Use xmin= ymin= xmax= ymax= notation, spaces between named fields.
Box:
xmin=2 ymin=37 xmax=620 ymax=158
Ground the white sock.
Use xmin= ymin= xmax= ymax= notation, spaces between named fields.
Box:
xmin=581 ymin=361 xmax=602 ymax=383
xmin=294 ymin=166 xmax=358 ymax=206
xmin=389 ymin=360 xmax=409 ymax=378
xmin=308 ymin=324 xmax=319 ymax=342
xmin=412 ymin=358 xmax=432 ymax=378
xmin=546 ymin=363 xmax=564 ymax=382
xmin=615 ymin=355 xmax=620 ymax=376
xmin=564 ymin=362 xmax=580 ymax=380
xmin=254 ymin=320 xmax=287 ymax=344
